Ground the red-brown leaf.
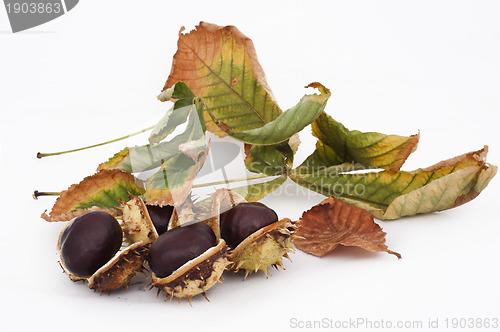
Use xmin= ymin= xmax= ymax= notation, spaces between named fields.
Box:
xmin=294 ymin=197 xmax=401 ymax=258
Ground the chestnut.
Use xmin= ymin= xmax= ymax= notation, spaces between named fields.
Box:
xmin=59 ymin=211 xmax=123 ymax=277
xmin=148 ymin=222 xmax=216 ymax=278
xmin=211 ymin=189 xmax=295 ymax=278
xmin=146 ymin=204 xmax=174 ymax=235
xmin=220 ymin=202 xmax=278 ymax=248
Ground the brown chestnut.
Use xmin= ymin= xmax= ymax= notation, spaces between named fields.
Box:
xmin=146 ymin=204 xmax=174 ymax=235
xmin=60 ymin=211 xmax=123 ymax=277
xmin=148 ymin=222 xmax=216 ymax=278
xmin=220 ymin=202 xmax=278 ymax=249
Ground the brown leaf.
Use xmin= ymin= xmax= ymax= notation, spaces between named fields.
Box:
xmin=294 ymin=197 xmax=401 ymax=258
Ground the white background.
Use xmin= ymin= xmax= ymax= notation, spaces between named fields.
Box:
xmin=1 ymin=1 xmax=499 ymax=331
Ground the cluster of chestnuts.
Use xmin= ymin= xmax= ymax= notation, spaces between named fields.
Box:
xmin=56 ymin=189 xmax=296 ymax=303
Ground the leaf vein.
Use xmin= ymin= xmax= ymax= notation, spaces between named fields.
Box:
xmin=178 ymin=36 xmax=268 ymax=126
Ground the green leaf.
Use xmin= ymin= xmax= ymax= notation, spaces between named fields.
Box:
xmin=207 ymin=82 xmax=331 ymax=145
xmin=151 ymin=81 xmax=204 ymax=144
xmin=41 ymin=169 xmax=145 ymax=222
xmin=157 ymin=80 xmax=196 ymax=101
xmin=230 ymin=175 xmax=287 ymax=202
xmin=244 ymin=143 xmax=294 ymax=176
xmin=149 ymin=106 xmax=191 ymax=145
xmin=300 ymin=111 xmax=419 ymax=172
xmin=290 ymin=147 xmax=497 ymax=220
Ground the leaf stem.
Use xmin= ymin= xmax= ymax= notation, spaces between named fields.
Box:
xmin=33 ymin=191 xmax=61 ymax=199
xmin=192 ymin=173 xmax=272 ymax=188
xmin=33 ymin=174 xmax=275 ymax=199
xmin=37 ymin=125 xmax=156 ymax=159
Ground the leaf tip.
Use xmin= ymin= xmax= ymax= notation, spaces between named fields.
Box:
xmin=476 ymin=145 xmax=489 ymax=163
xmin=305 ymin=82 xmax=331 ymax=96
xmin=178 ymin=25 xmax=186 ymax=36
xmin=40 ymin=210 xmax=50 ymax=222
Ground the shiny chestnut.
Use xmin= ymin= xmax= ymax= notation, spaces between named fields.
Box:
xmin=59 ymin=211 xmax=123 ymax=277
xmin=146 ymin=204 xmax=174 ymax=235
xmin=148 ymin=222 xmax=216 ymax=278
xmin=220 ymin=202 xmax=278 ymax=249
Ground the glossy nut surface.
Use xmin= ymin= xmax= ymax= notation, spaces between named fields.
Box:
xmin=60 ymin=211 xmax=123 ymax=277
xmin=148 ymin=222 xmax=216 ymax=278
xmin=146 ymin=204 xmax=174 ymax=235
xmin=220 ymin=202 xmax=278 ymax=248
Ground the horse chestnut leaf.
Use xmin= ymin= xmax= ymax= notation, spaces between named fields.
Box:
xmin=60 ymin=211 xmax=123 ymax=277
xmin=148 ymin=222 xmax=216 ymax=278
xmin=220 ymin=202 xmax=278 ymax=248
xmin=146 ymin=204 xmax=174 ymax=236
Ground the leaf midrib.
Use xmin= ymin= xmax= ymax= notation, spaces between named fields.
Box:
xmin=179 ymin=36 xmax=272 ymax=127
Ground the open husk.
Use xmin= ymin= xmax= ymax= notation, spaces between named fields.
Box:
xmin=209 ymin=188 xmax=296 ymax=278
xmin=150 ymin=239 xmax=229 ymax=304
xmin=57 ymin=221 xmax=149 ymax=293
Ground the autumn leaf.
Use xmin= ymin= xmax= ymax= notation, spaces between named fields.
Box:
xmin=163 ymin=22 xmax=283 ymax=136
xmin=225 ymin=175 xmax=287 ymax=202
xmin=294 ymin=197 xmax=400 ymax=258
xmin=244 ymin=143 xmax=293 ymax=176
xmin=142 ymin=138 xmax=208 ymax=207
xmin=97 ymin=142 xmax=179 ymax=173
xmin=157 ymin=79 xmax=196 ymax=101
xmin=244 ymin=134 xmax=300 ymax=176
xmin=291 ymin=147 xmax=497 ymax=220
xmin=98 ymin=80 xmax=210 ymax=208
xmin=99 ymin=82 xmax=205 ymax=172
xmin=98 ymin=103 xmax=205 ymax=173
xmin=153 ymin=81 xmax=205 ymax=144
xmin=162 ymin=22 xmax=309 ymax=175
xmin=299 ymin=111 xmax=419 ymax=172
xmin=41 ymin=169 xmax=145 ymax=222
xmin=207 ymin=82 xmax=330 ymax=145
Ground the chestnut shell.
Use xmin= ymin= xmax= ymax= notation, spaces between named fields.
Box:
xmin=148 ymin=222 xmax=216 ymax=278
xmin=60 ymin=211 xmax=122 ymax=277
xmin=220 ymin=202 xmax=278 ymax=248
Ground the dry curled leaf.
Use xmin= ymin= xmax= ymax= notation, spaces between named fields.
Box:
xmin=294 ymin=197 xmax=401 ymax=258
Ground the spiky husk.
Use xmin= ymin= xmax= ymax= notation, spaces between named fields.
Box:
xmin=207 ymin=188 xmax=296 ymax=278
xmin=57 ymin=238 xmax=150 ymax=292
xmin=151 ymin=239 xmax=229 ymax=304
xmin=88 ymin=242 xmax=150 ymax=292
xmin=229 ymin=218 xmax=296 ymax=278
xmin=121 ymin=196 xmax=158 ymax=244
